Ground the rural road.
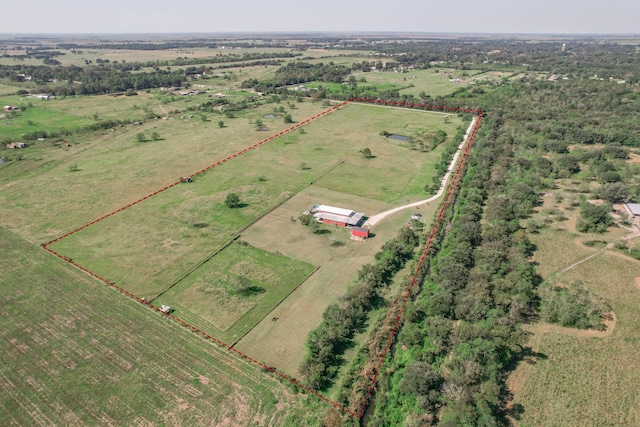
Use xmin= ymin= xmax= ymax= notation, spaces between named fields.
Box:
xmin=364 ymin=116 xmax=478 ymax=228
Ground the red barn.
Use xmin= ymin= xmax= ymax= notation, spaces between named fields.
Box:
xmin=351 ymin=227 xmax=369 ymax=239
xmin=312 ymin=205 xmax=365 ymax=228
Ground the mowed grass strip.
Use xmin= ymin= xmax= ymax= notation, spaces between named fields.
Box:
xmin=0 ymin=227 xmax=304 ymax=425
xmin=510 ymin=251 xmax=640 ymax=426
xmin=153 ymin=241 xmax=316 ymax=344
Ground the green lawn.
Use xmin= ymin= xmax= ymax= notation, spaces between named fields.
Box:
xmin=0 ymin=97 xmax=94 ymax=140
xmin=153 ymin=241 xmax=316 ymax=344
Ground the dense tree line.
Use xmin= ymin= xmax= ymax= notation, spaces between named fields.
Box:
xmin=241 ymin=62 xmax=351 ymax=93
xmin=371 ymin=116 xmax=537 ymax=426
xmin=299 ymin=227 xmax=420 ymax=390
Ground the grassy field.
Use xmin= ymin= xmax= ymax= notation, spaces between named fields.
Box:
xmin=0 ymin=99 xmax=330 ymax=243
xmin=0 ymin=99 xmax=94 ymax=140
xmin=235 ymin=184 xmax=440 ymax=378
xmin=350 ymin=68 xmax=483 ymax=97
xmin=509 ymin=184 xmax=640 ymax=425
xmin=0 ymin=82 xmax=23 ymax=96
xmin=39 ymin=103 xmax=461 ymax=377
xmin=509 ymin=249 xmax=640 ymax=426
xmin=44 ymin=104 xmax=461 ymax=296
xmin=153 ymin=241 xmax=316 ymax=344
xmin=0 ymin=226 xmax=319 ymax=425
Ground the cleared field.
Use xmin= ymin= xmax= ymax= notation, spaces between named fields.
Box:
xmin=0 ymin=100 xmax=94 ymax=140
xmin=509 ymin=251 xmax=640 ymax=426
xmin=43 ymin=103 xmax=460 ymax=377
xmin=46 ymin=104 xmax=460 ymax=295
xmin=350 ymin=68 xmax=483 ymax=97
xmin=236 ymin=185 xmax=439 ymax=377
xmin=153 ymin=241 xmax=316 ymax=344
xmin=0 ymin=99 xmax=329 ymax=242
xmin=0 ymin=226 xmax=310 ymax=425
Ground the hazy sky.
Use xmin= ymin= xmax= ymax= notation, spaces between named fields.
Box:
xmin=2 ymin=0 xmax=639 ymax=34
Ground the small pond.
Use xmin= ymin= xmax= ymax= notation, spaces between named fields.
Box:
xmin=0 ymin=158 xmax=5 ymax=163
xmin=387 ymin=134 xmax=408 ymax=142
xmin=264 ymin=114 xmax=276 ymax=119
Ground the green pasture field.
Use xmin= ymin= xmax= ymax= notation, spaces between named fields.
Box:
xmin=0 ymin=99 xmax=329 ymax=243
xmin=509 ymin=246 xmax=640 ymax=426
xmin=153 ymin=241 xmax=316 ymax=344
xmin=46 ymin=103 xmax=462 ymax=295
xmin=350 ymin=68 xmax=483 ymax=97
xmin=41 ymin=103 xmax=462 ymax=377
xmin=235 ymin=185 xmax=441 ymax=377
xmin=0 ymin=98 xmax=94 ymax=140
xmin=0 ymin=226 xmax=320 ymax=425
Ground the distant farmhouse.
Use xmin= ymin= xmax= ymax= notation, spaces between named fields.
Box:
xmin=31 ymin=94 xmax=55 ymax=100
xmin=311 ymin=204 xmax=365 ymax=228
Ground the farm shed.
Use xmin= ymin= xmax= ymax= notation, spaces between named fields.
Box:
xmin=351 ymin=227 xmax=369 ymax=239
xmin=312 ymin=204 xmax=365 ymax=227
xmin=625 ymin=203 xmax=640 ymax=217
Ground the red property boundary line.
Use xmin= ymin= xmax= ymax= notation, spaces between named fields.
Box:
xmin=351 ymin=98 xmax=483 ymax=418
xmin=41 ymin=98 xmax=483 ymax=418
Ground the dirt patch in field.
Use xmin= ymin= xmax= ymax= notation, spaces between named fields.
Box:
xmin=628 ymin=152 xmax=640 ymax=164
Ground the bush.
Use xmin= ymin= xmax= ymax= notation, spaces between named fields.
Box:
xmin=576 ymin=202 xmax=613 ymax=233
xmin=224 ymin=193 xmax=241 ymax=208
xmin=538 ymin=281 xmax=608 ymax=329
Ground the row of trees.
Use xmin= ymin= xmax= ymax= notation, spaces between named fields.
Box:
xmin=299 ymin=227 xmax=420 ymax=390
xmin=371 ymin=111 xmax=540 ymax=425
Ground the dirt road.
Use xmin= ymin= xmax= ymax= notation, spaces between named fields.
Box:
xmin=364 ymin=116 xmax=478 ymax=228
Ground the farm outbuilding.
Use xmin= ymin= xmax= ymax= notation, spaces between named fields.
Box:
xmin=311 ymin=204 xmax=365 ymax=227
xmin=351 ymin=227 xmax=369 ymax=239
xmin=625 ymin=203 xmax=640 ymax=217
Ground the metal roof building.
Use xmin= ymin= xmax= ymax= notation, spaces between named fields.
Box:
xmin=312 ymin=204 xmax=365 ymax=227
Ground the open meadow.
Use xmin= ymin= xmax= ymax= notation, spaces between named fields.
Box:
xmin=509 ymin=247 xmax=640 ymax=426
xmin=0 ymin=226 xmax=317 ymax=426
xmin=508 ymin=176 xmax=640 ymax=425
xmin=40 ymin=102 xmax=463 ymax=377
xmin=0 ymin=95 xmax=329 ymax=242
